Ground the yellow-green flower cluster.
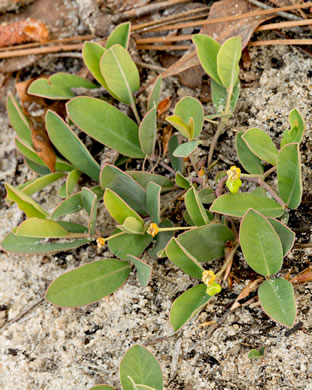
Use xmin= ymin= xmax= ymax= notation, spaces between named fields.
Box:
xmin=202 ymin=270 xmax=222 ymax=296
xmin=147 ymin=222 xmax=159 ymax=237
xmin=226 ymin=166 xmax=242 ymax=193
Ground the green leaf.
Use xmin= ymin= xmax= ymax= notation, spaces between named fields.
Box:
xmin=101 ymin=164 xmax=147 ymax=215
xmin=120 ymin=345 xmax=163 ymax=390
xmin=235 ymin=131 xmax=264 ymax=174
xmin=170 ymin=284 xmax=212 ymax=332
xmin=277 ymin=143 xmax=302 ymax=209
xmin=192 ymin=34 xmax=222 ymax=84
xmin=217 ymin=36 xmax=241 ymax=90
xmin=50 ymin=193 xmax=82 ymax=218
xmin=166 ymin=237 xmax=204 ymax=279
xmin=5 ymin=183 xmax=48 ymax=219
xmin=175 ymin=97 xmax=203 ymax=139
xmin=106 ymin=22 xmax=130 ymax=49
xmin=127 ymin=171 xmax=174 ymax=192
xmin=166 ymin=115 xmax=190 ymax=139
xmin=175 ymin=172 xmax=191 ymax=189
xmin=7 ymin=93 xmax=32 ymax=144
xmin=16 ymin=218 xmax=69 ymax=238
xmin=45 ymin=259 xmax=131 ymax=307
xmin=148 ymin=219 xmax=174 ymax=258
xmin=281 ymin=108 xmax=305 ymax=147
xmin=267 ymin=218 xmax=295 ymax=257
xmin=178 ymin=224 xmax=234 ymax=262
xmin=82 ymin=187 xmax=98 ymax=236
xmin=28 ymin=73 xmax=96 ymax=99
xmin=258 ymin=278 xmax=296 ymax=327
xmin=16 ymin=137 xmax=73 ymax=172
xmin=146 ymin=182 xmax=161 ymax=224
xmin=67 ymin=97 xmax=144 ymax=158
xmin=185 ymin=187 xmax=209 ymax=226
xmin=168 ymin=135 xmax=183 ymax=172
xmin=118 ymin=217 xmax=145 ymax=235
xmin=1 ymin=233 xmax=89 ymax=254
xmin=173 ymin=140 xmax=201 ymax=158
xmin=45 ymin=110 xmax=100 ymax=181
xmin=248 ymin=347 xmax=265 ymax=359
xmin=239 ymin=209 xmax=283 ymax=276
xmin=25 ymin=158 xmax=50 ymax=175
xmin=147 ymin=75 xmax=162 ymax=111
xmin=109 ymin=230 xmax=152 ymax=261
xmin=100 ymin=44 xmax=139 ymax=104
xmin=198 ymin=187 xmax=215 ymax=204
xmin=19 ymin=172 xmax=65 ymax=196
xmin=139 ymin=107 xmax=157 ymax=156
xmin=127 ymin=255 xmax=152 ymax=287
xmin=89 ymin=385 xmax=115 ymax=390
xmin=211 ymin=79 xmax=240 ymax=114
xmin=104 ymin=188 xmax=144 ymax=227
xmin=57 ymin=221 xmax=88 ymax=234
xmin=82 ymin=42 xmax=107 ymax=86
xmin=64 ymin=169 xmax=81 ymax=197
xmin=210 ymin=193 xmax=284 ymax=218
xmin=243 ymin=128 xmax=278 ymax=166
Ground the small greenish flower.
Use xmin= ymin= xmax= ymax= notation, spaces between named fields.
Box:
xmin=226 ymin=165 xmax=242 ymax=193
xmin=205 ymin=281 xmax=222 ymax=296
xmin=147 ymin=222 xmax=159 ymax=237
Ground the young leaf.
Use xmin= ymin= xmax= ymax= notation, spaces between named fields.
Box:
xmin=28 ymin=73 xmax=96 ymax=99
xmin=168 ymin=135 xmax=183 ymax=172
xmin=258 ymin=278 xmax=296 ymax=327
xmin=248 ymin=347 xmax=265 ymax=360
xmin=104 ymin=188 xmax=144 ymax=227
xmin=235 ymin=131 xmax=264 ymax=174
xmin=109 ymin=230 xmax=152 ymax=261
xmin=50 ymin=193 xmax=83 ymax=218
xmin=106 ymin=22 xmax=130 ymax=49
xmin=118 ymin=217 xmax=145 ymax=235
xmin=175 ymin=172 xmax=191 ymax=189
xmin=82 ymin=187 xmax=98 ymax=236
xmin=16 ymin=218 xmax=69 ymax=238
xmin=166 ymin=237 xmax=204 ymax=279
xmin=211 ymin=79 xmax=240 ymax=114
xmin=277 ymin=143 xmax=302 ymax=209
xmin=1 ymin=232 xmax=88 ymax=254
xmin=185 ymin=187 xmax=209 ymax=226
xmin=166 ymin=115 xmax=190 ymax=139
xmin=217 ymin=36 xmax=241 ymax=90
xmin=147 ymin=75 xmax=162 ymax=111
xmin=100 ymin=44 xmax=139 ymax=104
xmin=267 ymin=218 xmax=295 ymax=256
xmin=210 ymin=193 xmax=284 ymax=218
xmin=7 ymin=92 xmax=32 ymax=144
xmin=83 ymin=42 xmax=107 ymax=86
xmin=139 ymin=107 xmax=157 ymax=156
xmin=198 ymin=187 xmax=215 ymax=204
xmin=20 ymin=172 xmax=65 ymax=196
xmin=127 ymin=255 xmax=152 ymax=287
xmin=170 ymin=284 xmax=212 ymax=332
xmin=192 ymin=34 xmax=222 ymax=84
xmin=67 ymin=97 xmax=144 ymax=158
xmin=281 ymin=108 xmax=305 ymax=147
xmin=100 ymin=164 xmax=147 ymax=215
xmin=64 ymin=169 xmax=81 ymax=197
xmin=127 ymin=171 xmax=174 ymax=192
xmin=243 ymin=128 xmax=278 ymax=166
xmin=178 ymin=224 xmax=234 ymax=262
xmin=120 ymin=345 xmax=163 ymax=390
xmin=45 ymin=259 xmax=131 ymax=307
xmin=146 ymin=182 xmax=161 ymax=225
xmin=45 ymin=110 xmax=100 ymax=181
xmin=239 ymin=209 xmax=283 ymax=276
xmin=5 ymin=183 xmax=48 ymax=219
xmin=89 ymin=385 xmax=115 ymax=390
xmin=174 ymin=97 xmax=204 ymax=139
xmin=25 ymin=158 xmax=50 ymax=175
xmin=173 ymin=140 xmax=201 ymax=158
xmin=148 ymin=219 xmax=174 ymax=258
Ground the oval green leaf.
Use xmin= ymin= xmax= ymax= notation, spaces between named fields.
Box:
xmin=235 ymin=131 xmax=264 ymax=174
xmin=16 ymin=218 xmax=69 ymax=238
xmin=166 ymin=115 xmax=190 ymax=139
xmin=175 ymin=172 xmax=191 ymax=190
xmin=173 ymin=140 xmax=201 ymax=158
xmin=127 ymin=255 xmax=152 ymax=287
xmin=170 ymin=284 xmax=212 ymax=332
xmin=210 ymin=193 xmax=284 ymax=218
xmin=267 ymin=217 xmax=295 ymax=256
xmin=277 ymin=143 xmax=302 ymax=209
xmin=45 ymin=259 xmax=131 ymax=307
xmin=243 ymin=128 xmax=278 ymax=166
xmin=139 ymin=107 xmax=157 ymax=156
xmin=109 ymin=231 xmax=152 ymax=261
xmin=239 ymin=209 xmax=283 ymax=276
xmin=217 ymin=36 xmax=241 ymax=90
xmin=185 ymin=187 xmax=209 ymax=226
xmin=127 ymin=171 xmax=174 ymax=192
xmin=175 ymin=97 xmax=203 ymax=139
xmin=258 ymin=278 xmax=296 ymax=327
xmin=67 ymin=97 xmax=144 ymax=158
xmin=50 ymin=193 xmax=82 ymax=218
xmin=120 ymin=345 xmax=163 ymax=390
xmin=281 ymin=108 xmax=305 ymax=147
xmin=106 ymin=22 xmax=130 ymax=50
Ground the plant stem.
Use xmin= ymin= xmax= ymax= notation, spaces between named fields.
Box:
xmin=158 ymin=226 xmax=194 ymax=232
xmin=263 ymin=165 xmax=277 ymax=178
xmin=216 ymin=242 xmax=239 ymax=282
xmin=131 ymin=98 xmax=141 ymax=124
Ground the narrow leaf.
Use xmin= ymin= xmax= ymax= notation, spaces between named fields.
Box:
xmin=139 ymin=107 xmax=157 ymax=156
xmin=45 ymin=259 xmax=131 ymax=307
xmin=50 ymin=193 xmax=82 ymax=218
xmin=281 ymin=108 xmax=305 ymax=147
xmin=20 ymin=172 xmax=65 ymax=196
xmin=127 ymin=255 xmax=152 ymax=287
xmin=16 ymin=218 xmax=69 ymax=238
xmin=82 ymin=187 xmax=98 ymax=236
xmin=65 ymin=169 xmax=81 ymax=197
xmin=127 ymin=171 xmax=174 ymax=192
xmin=258 ymin=278 xmax=296 ymax=327
xmin=7 ymin=93 xmax=32 ymax=144
xmin=236 ymin=131 xmax=264 ymax=174
xmin=106 ymin=22 xmax=130 ymax=49
xmin=148 ymin=75 xmax=162 ymax=111
xmin=168 ymin=135 xmax=183 ymax=172
xmin=173 ymin=140 xmax=201 ymax=158
xmin=146 ymin=182 xmax=161 ymax=224
xmin=217 ymin=36 xmax=241 ymax=90
xmin=170 ymin=284 xmax=212 ymax=332
xmin=185 ymin=187 xmax=209 ymax=226
xmin=243 ymin=128 xmax=278 ymax=166
xmin=267 ymin=218 xmax=295 ymax=256
xmin=175 ymin=172 xmax=191 ymax=190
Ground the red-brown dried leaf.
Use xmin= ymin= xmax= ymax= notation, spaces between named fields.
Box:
xmin=231 ymin=277 xmax=263 ymax=310
xmin=31 ymin=121 xmax=56 ymax=172
xmin=161 ymin=125 xmax=172 ymax=158
xmin=0 ymin=18 xmax=48 ymax=48
xmin=157 ymin=97 xmax=171 ymax=117
xmin=291 ymin=267 xmax=312 ymax=284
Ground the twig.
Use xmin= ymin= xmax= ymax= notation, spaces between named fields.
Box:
xmin=294 ymin=243 xmax=312 ymax=249
xmin=257 ymin=18 xmax=312 ymax=31
xmin=137 ymin=44 xmax=190 ymax=51
xmin=135 ymin=60 xmax=166 ymax=72
xmin=249 ymin=39 xmax=312 ymax=46
xmin=208 ymin=117 xmax=229 ymax=167
xmin=247 ymin=0 xmax=302 ymax=21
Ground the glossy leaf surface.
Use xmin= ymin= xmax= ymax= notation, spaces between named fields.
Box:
xmin=45 ymin=259 xmax=131 ymax=307
xmin=258 ymin=278 xmax=296 ymax=327
xmin=239 ymin=209 xmax=283 ymax=276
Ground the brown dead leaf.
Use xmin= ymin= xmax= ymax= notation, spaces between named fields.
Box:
xmin=231 ymin=277 xmax=263 ymax=310
xmin=157 ymin=97 xmax=172 ymax=117
xmin=291 ymin=267 xmax=312 ymax=284
xmin=31 ymin=120 xmax=56 ymax=172
xmin=161 ymin=0 xmax=273 ymax=80
xmin=0 ymin=18 xmax=48 ymax=48
xmin=161 ymin=125 xmax=172 ymax=158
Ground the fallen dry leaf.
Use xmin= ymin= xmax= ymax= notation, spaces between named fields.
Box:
xmin=157 ymin=96 xmax=172 ymax=117
xmin=31 ymin=120 xmax=56 ymax=172
xmin=0 ymin=18 xmax=48 ymax=48
xmin=291 ymin=267 xmax=312 ymax=284
xmin=231 ymin=277 xmax=263 ymax=310
xmin=161 ymin=125 xmax=172 ymax=158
